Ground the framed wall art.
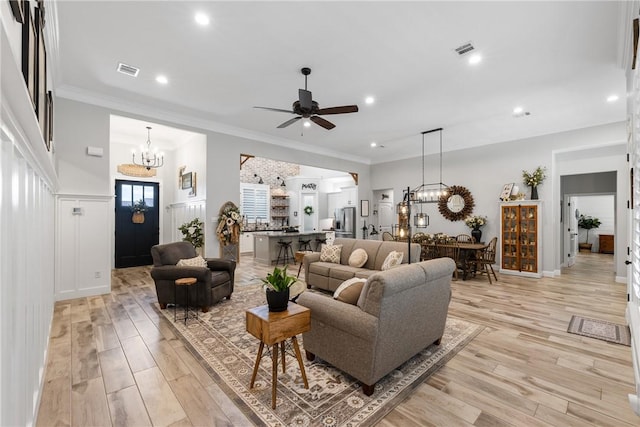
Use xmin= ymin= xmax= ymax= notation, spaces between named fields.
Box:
xmin=499 ymin=183 xmax=515 ymax=201
xmin=36 ymin=6 xmax=47 ymax=134
xmin=360 ymin=200 xmax=369 ymax=217
xmin=45 ymin=91 xmax=53 ymax=151
xmin=189 ymin=173 xmax=197 ymax=197
xmin=9 ymin=0 xmax=25 ymax=23
xmin=181 ymin=172 xmax=192 ymax=189
xmin=21 ymin=4 xmax=37 ymax=110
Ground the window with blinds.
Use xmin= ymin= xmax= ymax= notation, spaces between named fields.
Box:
xmin=240 ymin=183 xmax=270 ymax=224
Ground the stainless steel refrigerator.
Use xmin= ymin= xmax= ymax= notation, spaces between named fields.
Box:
xmin=335 ymin=206 xmax=356 ymax=238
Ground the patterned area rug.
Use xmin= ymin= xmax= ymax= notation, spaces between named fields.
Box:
xmin=157 ymin=285 xmax=484 ymax=426
xmin=567 ymin=315 xmax=631 ymax=346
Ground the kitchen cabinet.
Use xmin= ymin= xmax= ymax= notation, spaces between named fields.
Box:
xmin=499 ymin=201 xmax=542 ymax=278
xmin=240 ymin=232 xmax=254 ymax=254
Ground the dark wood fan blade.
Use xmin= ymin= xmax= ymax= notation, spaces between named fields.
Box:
xmin=317 ymin=105 xmax=359 ymax=115
xmin=310 ymin=116 xmax=335 ymax=130
xmin=277 ymin=117 xmax=302 ymax=128
xmin=299 ymin=89 xmax=313 ymax=111
xmin=253 ymin=106 xmax=295 ymax=114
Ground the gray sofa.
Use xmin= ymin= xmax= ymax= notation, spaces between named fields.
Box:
xmin=297 ymin=257 xmax=455 ymax=395
xmin=303 ymin=238 xmax=421 ymax=291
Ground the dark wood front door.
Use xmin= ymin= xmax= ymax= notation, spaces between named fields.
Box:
xmin=115 ymin=180 xmax=159 ymax=268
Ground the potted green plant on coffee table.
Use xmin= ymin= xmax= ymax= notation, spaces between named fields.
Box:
xmin=578 ymin=214 xmax=601 ymax=252
xmin=261 ymin=265 xmax=297 ymax=312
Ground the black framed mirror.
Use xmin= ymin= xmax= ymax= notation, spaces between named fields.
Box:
xmin=438 ymin=185 xmax=475 ymax=221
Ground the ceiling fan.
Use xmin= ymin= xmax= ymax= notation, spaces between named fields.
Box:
xmin=254 ymin=67 xmax=359 ymax=130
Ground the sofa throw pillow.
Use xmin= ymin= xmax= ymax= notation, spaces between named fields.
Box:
xmin=320 ymin=244 xmax=342 ymax=263
xmin=176 ymin=255 xmax=207 ymax=268
xmin=348 ymin=248 xmax=368 ymax=268
xmin=381 ymin=250 xmax=403 ymax=270
xmin=334 ymin=277 xmax=367 ymax=305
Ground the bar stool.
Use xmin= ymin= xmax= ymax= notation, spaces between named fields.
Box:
xmin=174 ymin=277 xmax=198 ymax=324
xmin=315 ymin=238 xmax=327 ymax=251
xmin=276 ymin=240 xmax=295 ymax=266
xmin=298 ymin=239 xmax=312 ymax=252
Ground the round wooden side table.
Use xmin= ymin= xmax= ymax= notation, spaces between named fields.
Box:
xmin=174 ymin=277 xmax=198 ymax=323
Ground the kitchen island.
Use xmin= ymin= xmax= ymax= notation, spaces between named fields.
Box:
xmin=253 ymin=231 xmax=328 ymax=265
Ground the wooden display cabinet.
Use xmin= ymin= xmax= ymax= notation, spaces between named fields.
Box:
xmin=499 ymin=201 xmax=542 ymax=278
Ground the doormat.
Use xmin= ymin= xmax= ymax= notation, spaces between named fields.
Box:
xmin=567 ymin=315 xmax=631 ymax=346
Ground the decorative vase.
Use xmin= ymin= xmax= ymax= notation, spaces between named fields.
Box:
xmin=471 ymin=228 xmax=482 ymax=244
xmin=132 ymin=212 xmax=145 ymax=223
xmin=530 ymin=186 xmax=539 ymax=200
xmin=266 ymin=288 xmax=290 ymax=312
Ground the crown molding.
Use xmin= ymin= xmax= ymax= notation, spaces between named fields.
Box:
xmin=55 ymin=85 xmax=371 ymax=165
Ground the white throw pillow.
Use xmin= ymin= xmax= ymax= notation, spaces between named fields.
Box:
xmin=176 ymin=255 xmax=207 ymax=268
xmin=381 ymin=250 xmax=403 ymax=270
xmin=320 ymin=244 xmax=343 ymax=263
xmin=334 ymin=277 xmax=367 ymax=305
xmin=348 ymin=248 xmax=368 ymax=268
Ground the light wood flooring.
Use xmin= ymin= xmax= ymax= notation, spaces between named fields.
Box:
xmin=36 ymin=253 xmax=636 ymax=426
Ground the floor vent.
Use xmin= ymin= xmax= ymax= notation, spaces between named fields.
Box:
xmin=117 ymin=62 xmax=140 ymax=77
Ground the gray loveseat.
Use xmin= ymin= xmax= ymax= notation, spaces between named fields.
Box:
xmin=303 ymin=238 xmax=421 ymax=291
xmin=297 ymin=257 xmax=455 ymax=395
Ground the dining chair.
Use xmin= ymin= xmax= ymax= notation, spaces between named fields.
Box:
xmin=475 ymin=237 xmax=498 ymax=284
xmin=382 ymin=231 xmax=395 ymax=241
xmin=456 ymin=234 xmax=475 ymax=243
xmin=435 ymin=241 xmax=460 ymax=280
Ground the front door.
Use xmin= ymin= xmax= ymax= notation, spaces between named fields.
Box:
xmin=115 ymin=180 xmax=160 ymax=268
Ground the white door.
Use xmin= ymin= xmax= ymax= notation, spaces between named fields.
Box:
xmin=301 ymin=192 xmax=318 ymax=232
xmin=564 ymin=196 xmax=579 ymax=267
xmin=378 ymin=201 xmax=393 ymax=233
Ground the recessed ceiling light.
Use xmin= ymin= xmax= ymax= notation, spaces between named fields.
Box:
xmin=303 ymin=121 xmax=311 ymax=128
xmin=156 ymin=75 xmax=168 ymax=84
xmin=606 ymin=94 xmax=619 ymax=103
xmin=468 ymin=53 xmax=482 ymax=65
xmin=195 ymin=12 xmax=210 ymax=26
xmin=370 ymin=142 xmax=377 ymax=147
xmin=365 ymin=96 xmax=375 ymax=105
xmin=513 ymin=106 xmax=524 ymax=115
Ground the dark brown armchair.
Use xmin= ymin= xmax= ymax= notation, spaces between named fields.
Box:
xmin=150 ymin=241 xmax=235 ymax=312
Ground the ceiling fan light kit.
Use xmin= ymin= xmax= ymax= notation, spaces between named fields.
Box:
xmin=254 ymin=67 xmax=359 ymax=130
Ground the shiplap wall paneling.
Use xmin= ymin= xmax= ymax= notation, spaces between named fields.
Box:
xmin=55 ymin=196 xmax=112 ymax=300
xmin=0 ymin=127 xmax=55 ymax=427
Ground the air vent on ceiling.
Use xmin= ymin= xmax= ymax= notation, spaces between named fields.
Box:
xmin=117 ymin=62 xmax=140 ymax=77
xmin=453 ymin=42 xmax=475 ymax=56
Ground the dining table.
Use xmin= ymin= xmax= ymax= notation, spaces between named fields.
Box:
xmin=422 ymin=241 xmax=488 ymax=280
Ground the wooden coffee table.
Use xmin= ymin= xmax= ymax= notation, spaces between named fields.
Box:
xmin=246 ymin=302 xmax=310 ymax=408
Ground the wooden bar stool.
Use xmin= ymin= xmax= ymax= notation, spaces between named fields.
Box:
xmin=298 ymin=239 xmax=312 ymax=252
xmin=174 ymin=277 xmax=198 ymax=323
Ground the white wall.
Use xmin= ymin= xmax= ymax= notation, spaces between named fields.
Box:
xmin=555 ymin=143 xmax=627 ymax=279
xmin=110 ymin=128 xmax=207 ymax=246
xmin=575 ymin=195 xmax=615 ymax=251
xmin=54 ymin=98 xmax=372 ymax=260
xmin=372 ymin=122 xmax=626 ymax=277
xmin=1 ymin=9 xmax=57 ymax=426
